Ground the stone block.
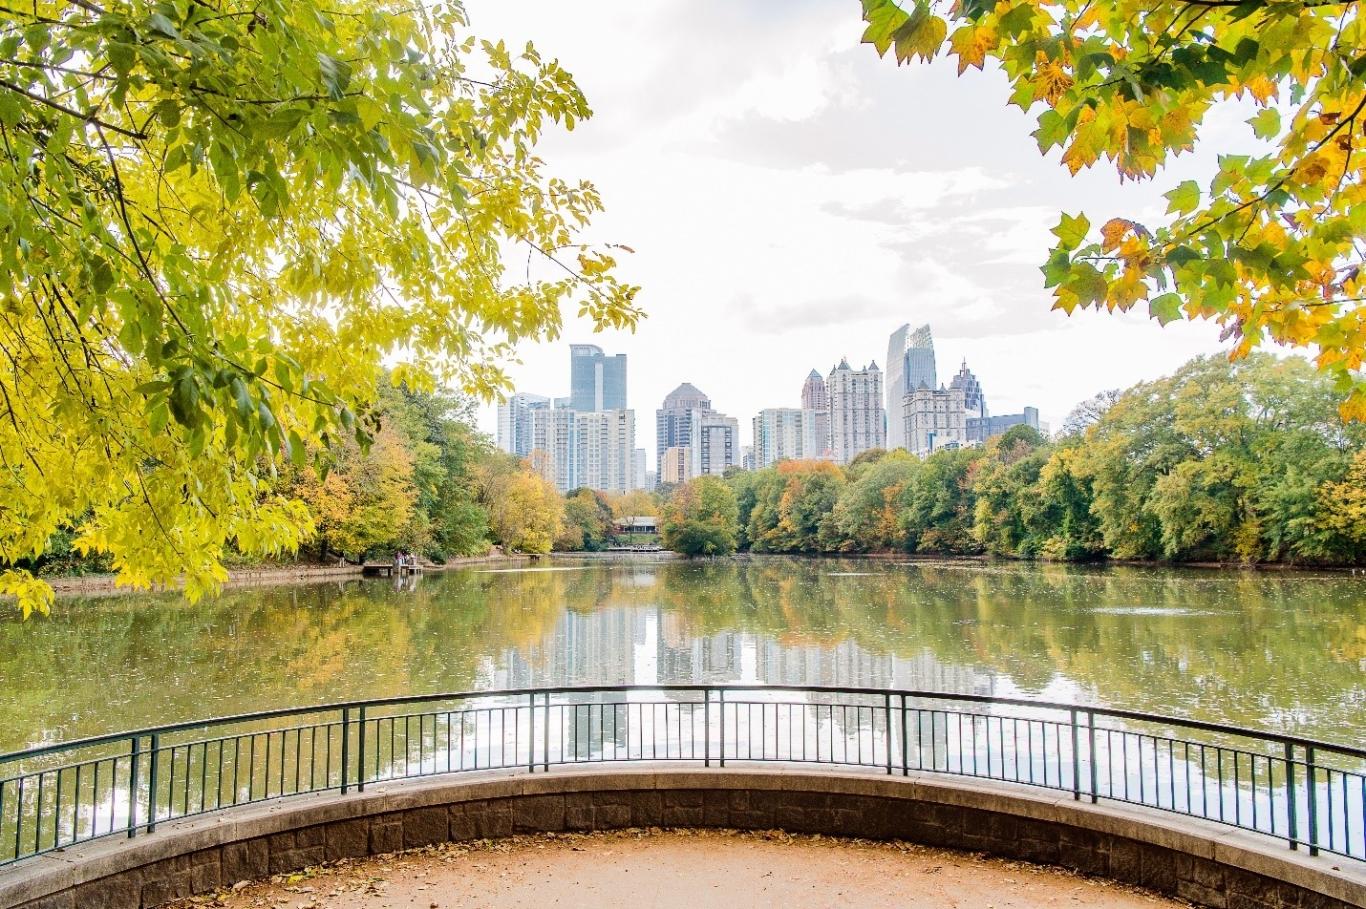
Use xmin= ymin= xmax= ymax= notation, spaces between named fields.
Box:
xmin=369 ymin=818 xmax=402 ymax=855
xmin=71 ymin=871 xmax=140 ymax=909
xmin=660 ymin=806 xmax=704 ymax=827
xmin=592 ymin=802 xmax=632 ymax=829
xmin=448 ymin=804 xmax=480 ymax=840
xmin=221 ymin=838 xmax=268 ymax=883
xmin=265 ymin=831 xmax=295 ymax=855
xmin=294 ymin=825 xmax=326 ymax=849
xmin=628 ymin=791 xmax=663 ymax=826
xmin=1178 ymin=878 xmax=1229 ymax=909
xmin=324 ymin=818 xmax=370 ymax=861
xmin=472 ymin=802 xmax=512 ymax=839
xmin=14 ymin=891 xmax=74 ymax=909
xmin=267 ymin=845 xmax=325 ymax=876
xmin=1138 ymin=844 xmax=1179 ymax=893
xmin=402 ymin=807 xmax=450 ymax=848
xmin=663 ymin=790 xmax=704 ymax=809
xmin=1107 ymin=838 xmax=1142 ymax=884
xmin=512 ymin=796 xmax=565 ymax=834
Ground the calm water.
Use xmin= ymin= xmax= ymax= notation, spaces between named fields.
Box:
xmin=2 ymin=559 xmax=1363 ymax=753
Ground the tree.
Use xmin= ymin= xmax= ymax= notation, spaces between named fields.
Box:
xmin=0 ymin=2 xmax=638 ymax=614
xmin=833 ymin=451 xmax=919 ymax=550
xmin=481 ymin=467 xmax=562 ymax=555
xmin=662 ymin=476 xmax=739 ymax=556
xmin=1059 ymin=390 xmax=1122 ymax=438
xmin=290 ymin=426 xmax=416 ymax=559
xmin=556 ymin=488 xmax=614 ymax=551
xmin=860 ymin=0 xmax=1366 ymax=419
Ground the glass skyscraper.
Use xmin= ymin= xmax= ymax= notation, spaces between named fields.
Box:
xmin=569 ymin=344 xmax=627 ymax=412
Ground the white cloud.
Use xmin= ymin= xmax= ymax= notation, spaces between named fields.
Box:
xmin=461 ymin=0 xmax=1231 ymax=461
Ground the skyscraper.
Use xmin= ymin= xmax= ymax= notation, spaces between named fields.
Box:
xmin=655 ymin=382 xmax=711 ymax=471
xmin=574 ymin=409 xmax=636 ymax=494
xmin=904 ymin=385 xmax=967 ymax=457
xmin=569 ymin=344 xmax=627 ymax=412
xmin=689 ymin=411 xmax=739 ymax=477
xmin=949 ymin=360 xmax=988 ymax=420
xmin=800 ymin=369 xmax=831 ymax=459
xmin=801 ymin=369 xmax=829 ymax=411
xmin=496 ymin=392 xmax=549 ymax=457
xmin=906 ymin=325 xmax=937 ymax=390
xmin=752 ymin=407 xmax=826 ymax=468
xmin=828 ymin=359 xmax=885 ymax=464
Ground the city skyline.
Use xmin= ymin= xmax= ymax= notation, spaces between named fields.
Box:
xmin=467 ymin=1 xmax=1230 ymax=467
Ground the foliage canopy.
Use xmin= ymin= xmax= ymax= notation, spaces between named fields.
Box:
xmin=861 ymin=0 xmax=1366 ymax=418
xmin=0 ymin=1 xmax=637 ymax=613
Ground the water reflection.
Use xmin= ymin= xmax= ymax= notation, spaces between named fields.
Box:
xmin=1 ymin=558 xmax=1362 ymax=751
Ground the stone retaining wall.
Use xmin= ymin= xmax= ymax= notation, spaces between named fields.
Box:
xmin=3 ymin=769 xmax=1362 ymax=909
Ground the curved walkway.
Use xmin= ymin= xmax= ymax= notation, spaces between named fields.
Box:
xmin=3 ymin=768 xmax=1362 ymax=909
xmin=173 ymin=828 xmax=1186 ymax=909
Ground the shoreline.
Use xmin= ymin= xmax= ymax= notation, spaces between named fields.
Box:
xmin=39 ymin=551 xmax=527 ymax=598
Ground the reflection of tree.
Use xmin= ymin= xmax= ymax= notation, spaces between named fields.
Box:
xmin=2 ymin=561 xmax=1361 ymax=752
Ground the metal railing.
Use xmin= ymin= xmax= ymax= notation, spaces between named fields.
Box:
xmin=0 ymin=685 xmax=1361 ymax=867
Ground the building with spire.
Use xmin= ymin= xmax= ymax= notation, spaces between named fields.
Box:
xmin=949 ymin=359 xmax=988 ymax=421
xmin=827 ymin=359 xmax=885 ymax=464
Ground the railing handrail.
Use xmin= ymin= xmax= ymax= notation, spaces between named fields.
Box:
xmin=4 ymin=684 xmax=1362 ymax=765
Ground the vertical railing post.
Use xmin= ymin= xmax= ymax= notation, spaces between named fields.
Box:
xmin=357 ymin=706 xmax=367 ymax=792
xmin=1070 ymin=709 xmax=1080 ymax=801
xmin=529 ymin=693 xmax=537 ymax=773
xmin=1305 ymin=746 xmax=1319 ymax=856
xmin=1285 ymin=742 xmax=1299 ymax=850
xmin=900 ymin=695 xmax=909 ymax=776
xmin=340 ymin=708 xmax=351 ymax=795
xmin=718 ymin=689 xmax=725 ymax=768
xmin=1087 ymin=711 xmax=1098 ymax=804
xmin=704 ymin=690 xmax=711 ymax=768
xmin=127 ymin=735 xmax=140 ymax=839
xmin=543 ymin=692 xmax=551 ymax=772
xmin=884 ymin=693 xmax=893 ymax=776
xmin=146 ymin=733 xmax=160 ymax=833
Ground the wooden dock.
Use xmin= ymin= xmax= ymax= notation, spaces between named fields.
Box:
xmin=361 ymin=563 xmax=424 ymax=577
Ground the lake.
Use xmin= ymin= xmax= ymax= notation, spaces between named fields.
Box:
xmin=2 ymin=558 xmax=1363 ymax=753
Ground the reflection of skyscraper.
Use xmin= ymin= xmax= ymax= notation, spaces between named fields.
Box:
xmin=887 ymin=324 xmax=936 ymax=451
xmin=569 ymin=344 xmax=627 ymax=411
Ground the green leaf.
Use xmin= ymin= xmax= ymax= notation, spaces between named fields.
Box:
xmin=1149 ymin=292 xmax=1183 ymax=325
xmin=1165 ymin=180 xmax=1200 ymax=216
xmin=1249 ymin=108 xmax=1280 ymax=140
xmin=1052 ymin=212 xmax=1090 ymax=250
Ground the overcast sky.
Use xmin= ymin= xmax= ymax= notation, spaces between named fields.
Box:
xmin=464 ymin=1 xmax=1250 ymax=465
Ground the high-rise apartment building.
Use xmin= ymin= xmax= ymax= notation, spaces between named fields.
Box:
xmin=569 ymin=344 xmax=627 ymax=412
xmin=633 ymin=448 xmax=647 ymax=491
xmin=689 ymin=411 xmax=739 ymax=477
xmin=573 ymin=409 xmax=636 ymax=494
xmin=660 ymin=446 xmax=691 ymax=486
xmin=752 ymin=407 xmax=826 ymax=468
xmin=949 ymin=360 xmax=988 ymax=420
xmin=655 ymin=382 xmax=711 ymax=471
xmin=886 ymin=324 xmax=936 ymax=451
xmin=828 ymin=359 xmax=885 ymax=464
xmin=904 ymin=385 xmax=967 ymax=457
xmin=801 ymin=369 xmax=829 ymax=411
xmin=529 ymin=406 xmax=578 ymax=491
xmin=496 ymin=392 xmax=549 ymax=458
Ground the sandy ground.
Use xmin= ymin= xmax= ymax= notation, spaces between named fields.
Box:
xmin=169 ymin=829 xmax=1190 ymax=909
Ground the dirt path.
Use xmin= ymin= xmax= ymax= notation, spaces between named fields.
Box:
xmin=173 ymin=829 xmax=1189 ymax=909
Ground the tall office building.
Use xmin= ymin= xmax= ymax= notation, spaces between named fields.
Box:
xmin=633 ymin=448 xmax=647 ymax=491
xmin=752 ymin=408 xmax=826 ymax=468
xmin=949 ymin=360 xmax=988 ymax=421
xmin=655 ymin=382 xmax=711 ymax=470
xmin=828 ymin=359 xmax=885 ymax=464
xmin=801 ymin=369 xmax=829 ymax=411
xmin=904 ymin=385 xmax=967 ymax=457
xmin=574 ymin=409 xmax=636 ymax=494
xmin=967 ymin=406 xmax=1042 ymax=443
xmin=496 ymin=392 xmax=549 ymax=457
xmin=886 ymin=324 xmax=936 ymax=451
xmin=660 ymin=446 xmax=691 ymax=485
xmin=800 ymin=369 xmax=831 ymax=459
xmin=689 ymin=411 xmax=739 ymax=477
xmin=569 ymin=344 xmax=627 ymax=412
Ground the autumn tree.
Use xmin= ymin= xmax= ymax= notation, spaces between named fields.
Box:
xmin=0 ymin=1 xmax=637 ymax=613
xmin=662 ymin=476 xmax=739 ymax=557
xmin=556 ymin=487 xmax=614 ymax=551
xmin=480 ymin=465 xmax=562 ymax=555
xmin=861 ymin=0 xmax=1366 ymax=418
xmin=289 ymin=427 xmax=416 ymax=559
